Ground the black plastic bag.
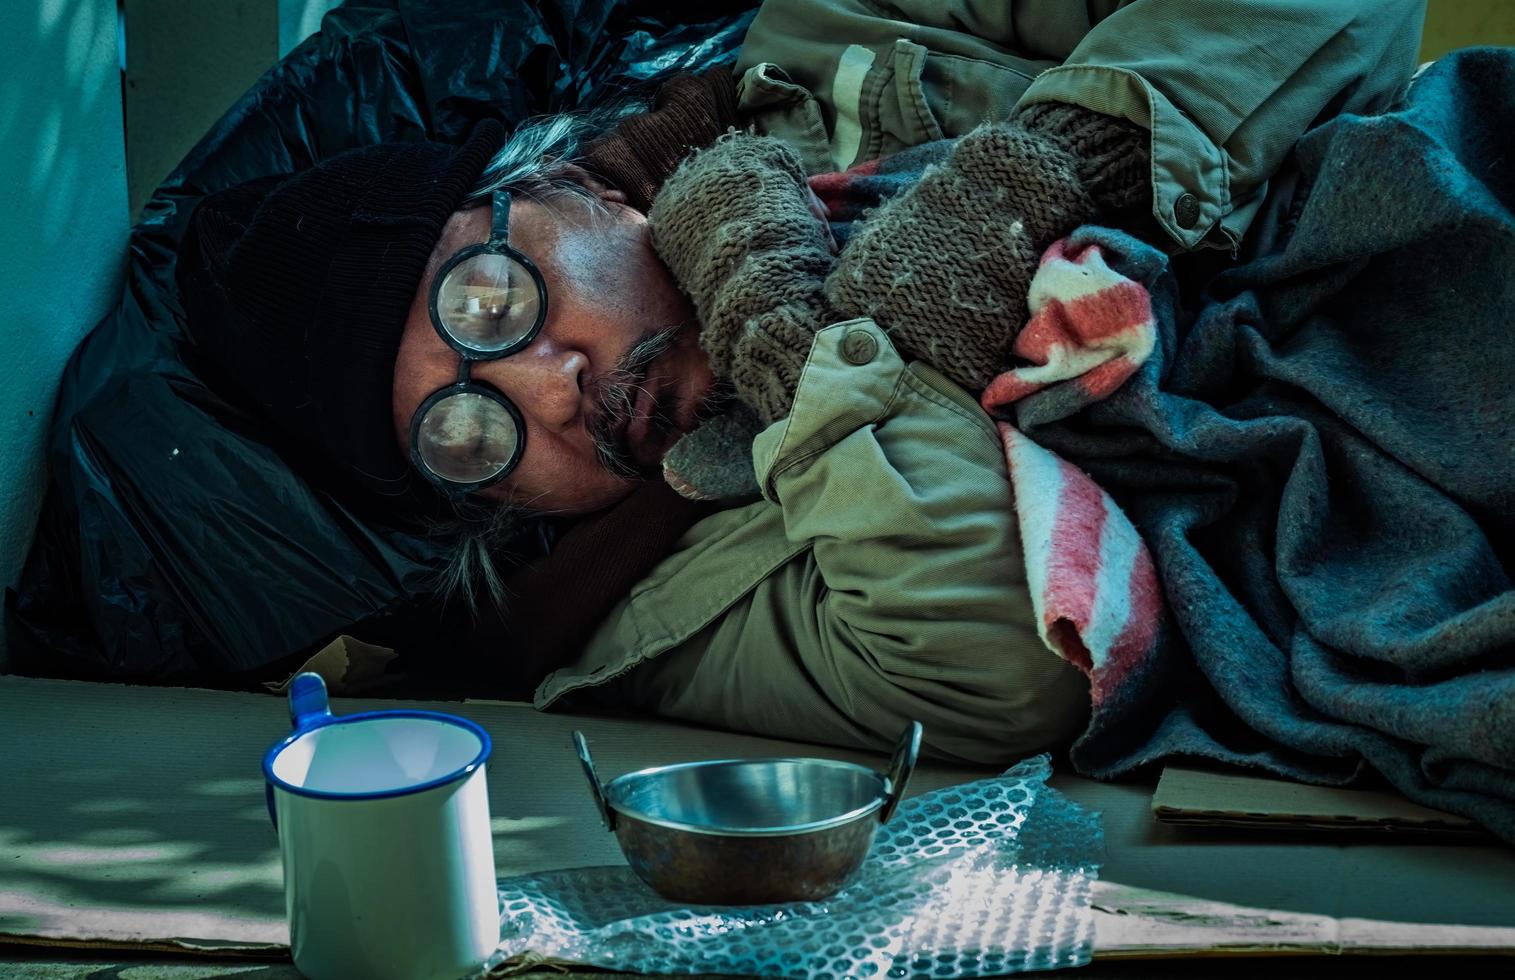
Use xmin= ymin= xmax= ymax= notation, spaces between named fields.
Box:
xmin=6 ymin=0 xmax=757 ymax=684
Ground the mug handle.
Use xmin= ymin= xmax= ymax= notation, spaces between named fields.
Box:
xmin=879 ymin=721 xmax=924 ymax=824
xmin=289 ymin=672 xmax=334 ymax=730
xmin=266 ymin=673 xmax=336 ymax=832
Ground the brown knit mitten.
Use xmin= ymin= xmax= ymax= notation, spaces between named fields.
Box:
xmin=660 ymin=399 xmax=765 ymax=501
xmin=1013 ymin=101 xmax=1152 ymax=213
xmin=825 ymin=121 xmax=1097 ymax=394
xmin=649 ymin=133 xmax=836 ymax=426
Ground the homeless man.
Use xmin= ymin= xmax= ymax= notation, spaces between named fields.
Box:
xmin=172 ymin=0 xmax=1425 ymax=765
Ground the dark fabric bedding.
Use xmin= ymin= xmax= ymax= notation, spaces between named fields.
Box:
xmin=1015 ymin=49 xmax=1515 ymax=841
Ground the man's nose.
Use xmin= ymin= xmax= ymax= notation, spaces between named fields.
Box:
xmin=477 ymin=337 xmax=588 ymax=430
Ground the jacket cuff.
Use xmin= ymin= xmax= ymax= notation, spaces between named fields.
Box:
xmin=753 ymin=318 xmax=905 ymax=501
xmin=1016 ymin=65 xmax=1237 ymax=252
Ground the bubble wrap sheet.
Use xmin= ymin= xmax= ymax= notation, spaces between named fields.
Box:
xmin=485 ymin=755 xmax=1102 ymax=979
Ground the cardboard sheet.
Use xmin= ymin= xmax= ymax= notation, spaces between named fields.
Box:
xmin=2 ymin=676 xmax=1513 ymax=962
xmin=1153 ymin=766 xmax=1483 ymax=836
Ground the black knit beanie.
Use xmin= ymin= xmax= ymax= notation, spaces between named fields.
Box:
xmin=174 ymin=120 xmax=507 ymax=508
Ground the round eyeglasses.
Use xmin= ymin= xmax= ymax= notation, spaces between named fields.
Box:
xmin=409 ymin=190 xmax=546 ymax=495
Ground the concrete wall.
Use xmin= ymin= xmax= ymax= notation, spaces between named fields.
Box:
xmin=279 ymin=0 xmax=343 ymax=58
xmin=0 ymin=0 xmax=130 ymax=667
xmin=122 ymin=0 xmax=341 ymax=217
xmin=1421 ymin=0 xmax=1515 ymax=61
xmin=123 ymin=0 xmax=278 ymax=218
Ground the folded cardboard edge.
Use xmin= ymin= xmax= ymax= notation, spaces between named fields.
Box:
xmin=1093 ymin=947 xmax=1515 ymax=961
xmin=1152 ymin=767 xmax=1478 ymax=832
xmin=1152 ymin=809 xmax=1490 ymax=838
xmin=7 ymin=883 xmax=1515 ymax=961
xmin=1089 ymin=882 xmax=1515 ymax=956
xmin=0 ymin=932 xmax=286 ymax=957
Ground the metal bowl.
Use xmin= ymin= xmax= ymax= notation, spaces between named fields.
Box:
xmin=573 ymin=722 xmax=922 ymax=905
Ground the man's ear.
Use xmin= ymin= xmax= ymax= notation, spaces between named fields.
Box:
xmin=560 ymin=163 xmax=629 ymax=205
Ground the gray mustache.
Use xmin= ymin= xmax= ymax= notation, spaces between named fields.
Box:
xmin=587 ymin=324 xmax=681 ymax=479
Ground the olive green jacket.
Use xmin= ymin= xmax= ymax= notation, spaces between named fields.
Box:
xmin=734 ymin=0 xmax=1424 ymax=252
xmin=537 ymin=321 xmax=1089 ymax=765
xmin=534 ymin=0 xmax=1425 ymax=764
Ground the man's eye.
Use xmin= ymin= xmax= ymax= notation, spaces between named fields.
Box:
xmin=438 ymin=253 xmax=540 ymax=350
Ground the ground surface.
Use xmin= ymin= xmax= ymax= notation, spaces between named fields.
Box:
xmin=3 ymin=946 xmax=1514 ymax=979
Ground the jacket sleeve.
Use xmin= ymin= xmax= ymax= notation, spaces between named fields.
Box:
xmin=1015 ymin=0 xmax=1427 ymax=250
xmin=598 ymin=320 xmax=1089 ymax=766
xmin=736 ymin=0 xmax=1424 ymax=250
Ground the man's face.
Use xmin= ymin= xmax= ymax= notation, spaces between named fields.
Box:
xmin=393 ymin=185 xmax=714 ymax=514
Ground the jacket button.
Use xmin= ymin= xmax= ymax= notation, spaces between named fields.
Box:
xmin=840 ymin=330 xmax=878 ymax=365
xmin=1174 ymin=192 xmax=1202 ymax=229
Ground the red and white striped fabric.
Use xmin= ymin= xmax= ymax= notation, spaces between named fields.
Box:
xmin=982 ymin=237 xmax=1164 ymax=704
xmin=996 ymin=426 xmax=1162 ymax=704
xmin=981 ymin=238 xmax=1155 ymax=414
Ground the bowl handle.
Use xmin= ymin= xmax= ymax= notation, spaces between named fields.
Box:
xmin=572 ymin=730 xmax=617 ymax=832
xmin=879 ymin=721 xmax=924 ymax=824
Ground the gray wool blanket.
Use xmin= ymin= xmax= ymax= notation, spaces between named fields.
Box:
xmin=1004 ymin=48 xmax=1515 ymax=842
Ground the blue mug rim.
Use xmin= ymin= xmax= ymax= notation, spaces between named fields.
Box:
xmin=263 ymin=709 xmax=492 ymax=802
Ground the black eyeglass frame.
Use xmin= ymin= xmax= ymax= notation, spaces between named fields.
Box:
xmin=408 ymin=189 xmax=549 ymax=496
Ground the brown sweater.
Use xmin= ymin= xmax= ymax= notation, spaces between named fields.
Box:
xmin=581 ymin=68 xmax=742 ymax=213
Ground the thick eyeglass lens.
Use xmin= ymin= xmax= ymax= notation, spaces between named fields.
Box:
xmin=435 ymin=252 xmax=541 ymax=352
xmin=415 ymin=391 xmax=522 ymax=485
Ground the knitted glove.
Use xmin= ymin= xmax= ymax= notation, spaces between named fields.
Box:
xmin=660 ymin=399 xmax=766 ymax=501
xmin=824 ymin=120 xmax=1097 ymax=394
xmin=1014 ymin=101 xmax=1152 ymax=213
xmin=649 ymin=133 xmax=837 ymax=427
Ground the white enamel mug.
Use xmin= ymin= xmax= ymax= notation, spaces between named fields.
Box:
xmin=263 ymin=673 xmax=499 ymax=980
